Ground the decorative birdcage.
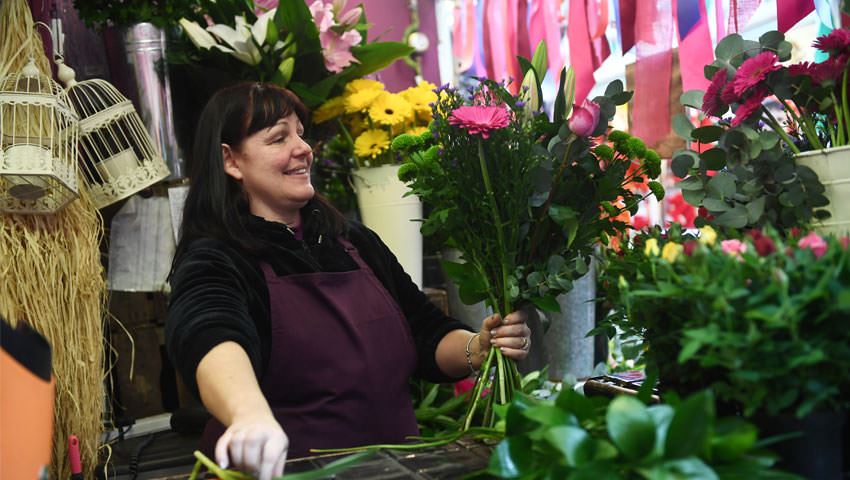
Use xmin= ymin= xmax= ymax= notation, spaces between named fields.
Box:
xmin=56 ymin=58 xmax=170 ymax=208
xmin=0 ymin=58 xmax=79 ymax=214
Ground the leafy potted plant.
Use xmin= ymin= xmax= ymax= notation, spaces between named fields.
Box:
xmin=309 ymin=78 xmax=436 ymax=286
xmin=674 ymin=29 xmax=850 ymax=234
xmin=392 ymin=45 xmax=663 ymax=429
xmin=487 ymin=386 xmax=796 ymax=478
xmin=597 ymin=225 xmax=850 ymax=477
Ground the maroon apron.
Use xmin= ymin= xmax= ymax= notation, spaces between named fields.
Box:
xmin=200 ymin=237 xmax=420 ymax=458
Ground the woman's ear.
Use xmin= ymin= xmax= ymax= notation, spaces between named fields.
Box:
xmin=222 ymin=144 xmax=243 ymax=181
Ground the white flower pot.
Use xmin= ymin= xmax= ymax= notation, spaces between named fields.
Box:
xmin=796 ymin=146 xmax=850 ymax=235
xmin=352 ymin=164 xmax=423 ymax=288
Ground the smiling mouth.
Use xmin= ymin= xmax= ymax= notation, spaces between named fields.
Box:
xmin=284 ymin=167 xmax=309 ymax=175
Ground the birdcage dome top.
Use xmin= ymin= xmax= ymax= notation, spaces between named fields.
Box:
xmin=0 ymin=59 xmax=76 ymax=121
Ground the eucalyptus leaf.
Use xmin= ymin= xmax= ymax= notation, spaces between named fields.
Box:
xmin=672 ymin=113 xmax=695 ymax=140
xmin=745 ymin=196 xmax=766 ymax=223
xmin=713 ymin=205 xmax=750 ymax=228
xmin=715 ymin=34 xmax=743 ymax=61
xmin=691 ymin=126 xmax=723 ymax=143
xmin=672 ymin=151 xmax=698 ymax=178
xmin=700 ymin=148 xmax=727 ymax=171
xmin=680 ymin=90 xmax=705 ymax=109
xmin=530 ymin=295 xmax=561 ymax=312
xmin=702 ymin=197 xmax=731 ymax=212
xmin=678 ymin=176 xmax=704 ymax=191
xmin=707 ymin=171 xmax=737 ymax=199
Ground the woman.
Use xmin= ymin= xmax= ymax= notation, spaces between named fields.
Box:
xmin=166 ymin=82 xmax=531 ymax=480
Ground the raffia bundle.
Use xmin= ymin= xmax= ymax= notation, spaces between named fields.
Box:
xmin=0 ymin=1 xmax=107 ymax=478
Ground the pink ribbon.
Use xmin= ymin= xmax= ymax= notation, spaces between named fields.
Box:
xmin=452 ymin=0 xmax=476 ymax=73
xmin=632 ymin=0 xmax=673 ymax=146
xmin=677 ymin=0 xmax=713 ymax=92
xmin=568 ymin=0 xmax=595 ymax=103
xmin=777 ymin=0 xmax=815 ymax=32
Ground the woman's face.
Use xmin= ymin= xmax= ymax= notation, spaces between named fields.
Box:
xmin=222 ymin=112 xmax=314 ymax=225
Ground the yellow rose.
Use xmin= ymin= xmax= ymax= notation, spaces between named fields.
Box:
xmin=661 ymin=242 xmax=683 ymax=263
xmin=699 ymin=225 xmax=717 ymax=246
xmin=644 ymin=238 xmax=660 ymax=256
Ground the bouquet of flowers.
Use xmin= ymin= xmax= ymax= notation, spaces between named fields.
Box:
xmin=393 ymin=47 xmax=664 ymax=428
xmin=598 ymin=224 xmax=850 ymax=418
xmin=176 ymin=0 xmax=412 ymax=108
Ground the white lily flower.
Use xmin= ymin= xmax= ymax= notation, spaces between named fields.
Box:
xmin=252 ymin=8 xmax=277 ymax=47
xmin=207 ymin=15 xmax=261 ymax=65
xmin=179 ymin=18 xmax=217 ymax=50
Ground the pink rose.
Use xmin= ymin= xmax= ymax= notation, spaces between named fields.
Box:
xmin=721 ymin=239 xmax=748 ymax=257
xmin=798 ymin=231 xmax=828 ymax=258
xmin=568 ymin=99 xmax=601 ymax=137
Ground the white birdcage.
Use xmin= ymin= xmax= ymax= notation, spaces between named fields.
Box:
xmin=0 ymin=58 xmax=79 ymax=214
xmin=56 ymin=58 xmax=170 ymax=208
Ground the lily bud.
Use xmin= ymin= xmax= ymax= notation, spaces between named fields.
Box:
xmin=520 ymin=69 xmax=540 ymax=114
xmin=562 ymin=66 xmax=576 ymax=119
xmin=568 ymin=99 xmax=601 ymax=137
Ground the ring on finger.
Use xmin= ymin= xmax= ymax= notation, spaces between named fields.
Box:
xmin=521 ymin=337 xmax=529 ymax=350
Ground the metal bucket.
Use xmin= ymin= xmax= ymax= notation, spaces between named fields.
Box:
xmin=114 ymin=23 xmax=184 ymax=180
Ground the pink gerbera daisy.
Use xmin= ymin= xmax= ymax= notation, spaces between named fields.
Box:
xmin=731 ymin=87 xmax=768 ymax=126
xmin=702 ymin=69 xmax=730 ymax=117
xmin=730 ymin=52 xmax=780 ymax=97
xmin=813 ymin=28 xmax=850 ymax=54
xmin=811 ymin=56 xmax=848 ymax=84
xmin=787 ymin=61 xmax=815 ymax=77
xmin=448 ymin=106 xmax=510 ymax=139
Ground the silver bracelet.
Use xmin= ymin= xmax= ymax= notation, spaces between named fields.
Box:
xmin=465 ymin=333 xmax=481 ymax=376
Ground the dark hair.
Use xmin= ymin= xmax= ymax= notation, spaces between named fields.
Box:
xmin=173 ymin=82 xmax=346 ymax=266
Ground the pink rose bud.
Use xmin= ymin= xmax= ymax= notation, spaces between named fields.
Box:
xmin=568 ymin=99 xmax=601 ymax=137
xmin=798 ymin=231 xmax=828 ymax=258
xmin=721 ymin=239 xmax=747 ymax=257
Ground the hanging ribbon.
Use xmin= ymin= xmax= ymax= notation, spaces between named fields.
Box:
xmin=632 ymin=0 xmax=673 ymax=147
xmin=568 ymin=0 xmax=595 ymax=103
xmin=529 ymin=0 xmax=564 ymax=80
xmin=727 ymin=0 xmax=762 ymax=33
xmin=677 ymin=0 xmax=713 ymax=92
xmin=483 ymin=0 xmax=520 ymax=92
xmin=473 ymin=0 xmax=488 ymax=77
xmin=517 ymin=0 xmax=532 ymax=65
xmin=715 ymin=0 xmax=726 ymax=42
xmin=777 ymin=0 xmax=815 ymax=32
xmin=587 ymin=0 xmax=611 ymax=69
xmin=813 ymin=0 xmax=837 ymax=29
xmin=618 ymin=0 xmax=636 ymax=54
xmin=452 ymin=0 xmax=476 ymax=73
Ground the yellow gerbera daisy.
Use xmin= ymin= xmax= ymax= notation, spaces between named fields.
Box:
xmin=354 ymin=129 xmax=390 ymax=159
xmin=369 ymin=93 xmax=413 ymax=126
xmin=312 ymin=95 xmax=346 ymax=124
xmin=345 ymin=88 xmax=384 ymax=113
xmin=400 ymin=82 xmax=438 ymax=119
xmin=344 ymin=78 xmax=385 ymax=94
xmin=346 ymin=113 xmax=369 ymax=137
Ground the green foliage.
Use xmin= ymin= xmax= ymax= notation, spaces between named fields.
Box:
xmin=73 ymin=0 xmax=203 ymax=29
xmin=487 ymin=389 xmax=796 ymax=479
xmin=597 ymin=226 xmax=850 ymax=418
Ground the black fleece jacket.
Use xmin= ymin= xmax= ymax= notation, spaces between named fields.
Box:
xmin=166 ymin=208 xmax=471 ymax=399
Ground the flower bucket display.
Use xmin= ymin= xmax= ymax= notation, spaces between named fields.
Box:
xmin=795 ymin=146 xmax=850 ymax=235
xmin=352 ymin=164 xmax=423 ymax=288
